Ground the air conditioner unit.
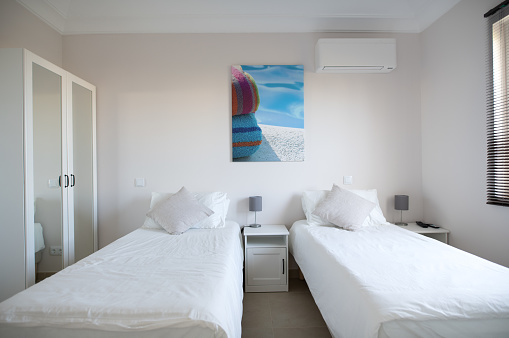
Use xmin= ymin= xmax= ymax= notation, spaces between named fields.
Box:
xmin=315 ymin=38 xmax=397 ymax=73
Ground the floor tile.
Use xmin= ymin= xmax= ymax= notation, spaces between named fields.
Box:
xmin=242 ymin=293 xmax=272 ymax=329
xmin=242 ymin=278 xmax=329 ymax=336
xmin=242 ymin=327 xmax=274 ymax=338
xmin=273 ymin=327 xmax=332 ymax=338
xmin=269 ymin=292 xmax=326 ymax=328
xmin=243 ymin=292 xmax=270 ymax=310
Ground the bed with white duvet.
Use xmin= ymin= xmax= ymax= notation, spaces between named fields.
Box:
xmin=289 ymin=186 xmax=509 ymax=338
xmin=0 ymin=189 xmax=244 ymax=338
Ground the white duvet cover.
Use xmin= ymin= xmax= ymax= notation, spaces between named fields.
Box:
xmin=0 ymin=221 xmax=244 ymax=338
xmin=289 ymin=220 xmax=509 ymax=338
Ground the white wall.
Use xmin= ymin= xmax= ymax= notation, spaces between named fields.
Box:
xmin=62 ymin=33 xmax=424 ymax=248
xmin=0 ymin=0 xmax=63 ymax=301
xmin=4 ymin=0 xmax=508 ymax=269
xmin=421 ymin=0 xmax=509 ymax=267
xmin=0 ymin=0 xmax=62 ymax=66
xmin=0 ymin=49 xmax=26 ymax=302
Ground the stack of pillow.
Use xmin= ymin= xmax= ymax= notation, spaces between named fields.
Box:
xmin=302 ymin=184 xmax=388 ymax=231
xmin=143 ymin=186 xmax=230 ymax=235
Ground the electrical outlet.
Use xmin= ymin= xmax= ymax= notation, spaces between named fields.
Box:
xmin=50 ymin=246 xmax=62 ymax=256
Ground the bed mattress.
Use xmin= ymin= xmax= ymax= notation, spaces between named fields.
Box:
xmin=0 ymin=221 xmax=244 ymax=338
xmin=289 ymin=220 xmax=509 ymax=338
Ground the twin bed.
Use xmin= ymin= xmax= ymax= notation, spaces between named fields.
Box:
xmin=0 ymin=189 xmax=244 ymax=338
xmin=290 ymin=186 xmax=509 ymax=338
xmin=0 ymin=222 xmax=244 ymax=338
xmin=2 ymin=186 xmax=509 ymax=338
xmin=290 ymin=220 xmax=509 ymax=337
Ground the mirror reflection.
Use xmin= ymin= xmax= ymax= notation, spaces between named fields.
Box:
xmin=32 ymin=63 xmax=63 ymax=282
xmin=72 ymin=82 xmax=95 ymax=263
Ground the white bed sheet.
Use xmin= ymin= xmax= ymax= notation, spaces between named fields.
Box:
xmin=289 ymin=220 xmax=509 ymax=338
xmin=0 ymin=221 xmax=244 ymax=338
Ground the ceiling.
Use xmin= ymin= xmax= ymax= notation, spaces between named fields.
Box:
xmin=17 ymin=0 xmax=462 ymax=35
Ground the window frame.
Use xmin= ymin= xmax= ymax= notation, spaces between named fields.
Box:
xmin=486 ymin=3 xmax=509 ymax=207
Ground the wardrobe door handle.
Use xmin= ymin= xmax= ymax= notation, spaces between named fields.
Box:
xmin=70 ymin=174 xmax=75 ymax=187
xmin=65 ymin=175 xmax=69 ymax=188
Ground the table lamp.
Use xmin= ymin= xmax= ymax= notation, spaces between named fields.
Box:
xmin=249 ymin=196 xmax=262 ymax=228
xmin=394 ymin=195 xmax=409 ymax=226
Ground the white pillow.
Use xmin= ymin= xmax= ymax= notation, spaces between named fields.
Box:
xmin=143 ymin=191 xmax=229 ymax=229
xmin=146 ymin=186 xmax=213 ymax=235
xmin=312 ymin=185 xmax=376 ymax=230
xmin=302 ymin=186 xmax=387 ymax=227
xmin=347 ymin=188 xmax=387 ymax=226
xmin=302 ymin=190 xmax=333 ymax=227
xmin=193 ymin=191 xmax=230 ymax=229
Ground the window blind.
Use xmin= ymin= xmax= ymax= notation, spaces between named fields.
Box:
xmin=486 ymin=1 xmax=509 ymax=207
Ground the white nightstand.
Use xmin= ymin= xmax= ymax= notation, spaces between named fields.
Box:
xmin=398 ymin=223 xmax=450 ymax=244
xmin=243 ymin=224 xmax=289 ymax=292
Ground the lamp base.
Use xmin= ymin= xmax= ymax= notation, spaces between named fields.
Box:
xmin=395 ymin=222 xmax=408 ymax=226
xmin=249 ymin=224 xmax=261 ymax=228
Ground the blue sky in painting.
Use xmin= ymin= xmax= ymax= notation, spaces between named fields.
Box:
xmin=241 ymin=65 xmax=304 ymax=129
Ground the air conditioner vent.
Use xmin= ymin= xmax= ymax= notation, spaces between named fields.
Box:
xmin=315 ymin=38 xmax=397 ymax=74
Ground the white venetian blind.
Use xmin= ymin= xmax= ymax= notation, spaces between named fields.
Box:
xmin=486 ymin=1 xmax=509 ymax=207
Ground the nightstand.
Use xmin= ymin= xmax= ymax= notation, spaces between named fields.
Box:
xmin=243 ymin=224 xmax=289 ymax=292
xmin=399 ymin=223 xmax=450 ymax=244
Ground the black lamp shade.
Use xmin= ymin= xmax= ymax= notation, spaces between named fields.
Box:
xmin=249 ymin=196 xmax=262 ymax=212
xmin=394 ymin=195 xmax=409 ymax=211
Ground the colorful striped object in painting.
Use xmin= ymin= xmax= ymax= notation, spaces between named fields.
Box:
xmin=232 ymin=65 xmax=260 ymax=116
xmin=232 ymin=113 xmax=262 ymax=158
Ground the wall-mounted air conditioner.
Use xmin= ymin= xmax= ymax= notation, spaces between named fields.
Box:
xmin=315 ymin=38 xmax=397 ymax=73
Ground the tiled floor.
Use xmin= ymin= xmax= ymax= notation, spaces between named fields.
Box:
xmin=242 ymin=278 xmax=331 ymax=338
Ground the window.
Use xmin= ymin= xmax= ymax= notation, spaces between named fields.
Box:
xmin=486 ymin=2 xmax=509 ymax=207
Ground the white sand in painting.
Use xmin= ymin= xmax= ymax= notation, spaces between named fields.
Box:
xmin=236 ymin=124 xmax=304 ymax=162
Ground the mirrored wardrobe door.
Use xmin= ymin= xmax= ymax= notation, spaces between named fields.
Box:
xmin=29 ymin=56 xmax=67 ymax=286
xmin=68 ymin=76 xmax=97 ymax=264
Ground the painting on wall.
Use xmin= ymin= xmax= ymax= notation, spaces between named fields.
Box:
xmin=231 ymin=65 xmax=304 ymax=162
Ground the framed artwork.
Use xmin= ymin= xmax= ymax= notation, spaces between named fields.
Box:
xmin=232 ymin=65 xmax=304 ymax=162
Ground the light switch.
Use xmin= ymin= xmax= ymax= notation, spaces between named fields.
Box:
xmin=343 ymin=176 xmax=353 ymax=185
xmin=135 ymin=178 xmax=146 ymax=187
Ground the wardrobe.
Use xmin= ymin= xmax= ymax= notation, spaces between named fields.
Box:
xmin=0 ymin=49 xmax=97 ymax=302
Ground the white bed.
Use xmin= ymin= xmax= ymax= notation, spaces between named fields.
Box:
xmin=289 ymin=220 xmax=509 ymax=338
xmin=0 ymin=220 xmax=244 ymax=338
